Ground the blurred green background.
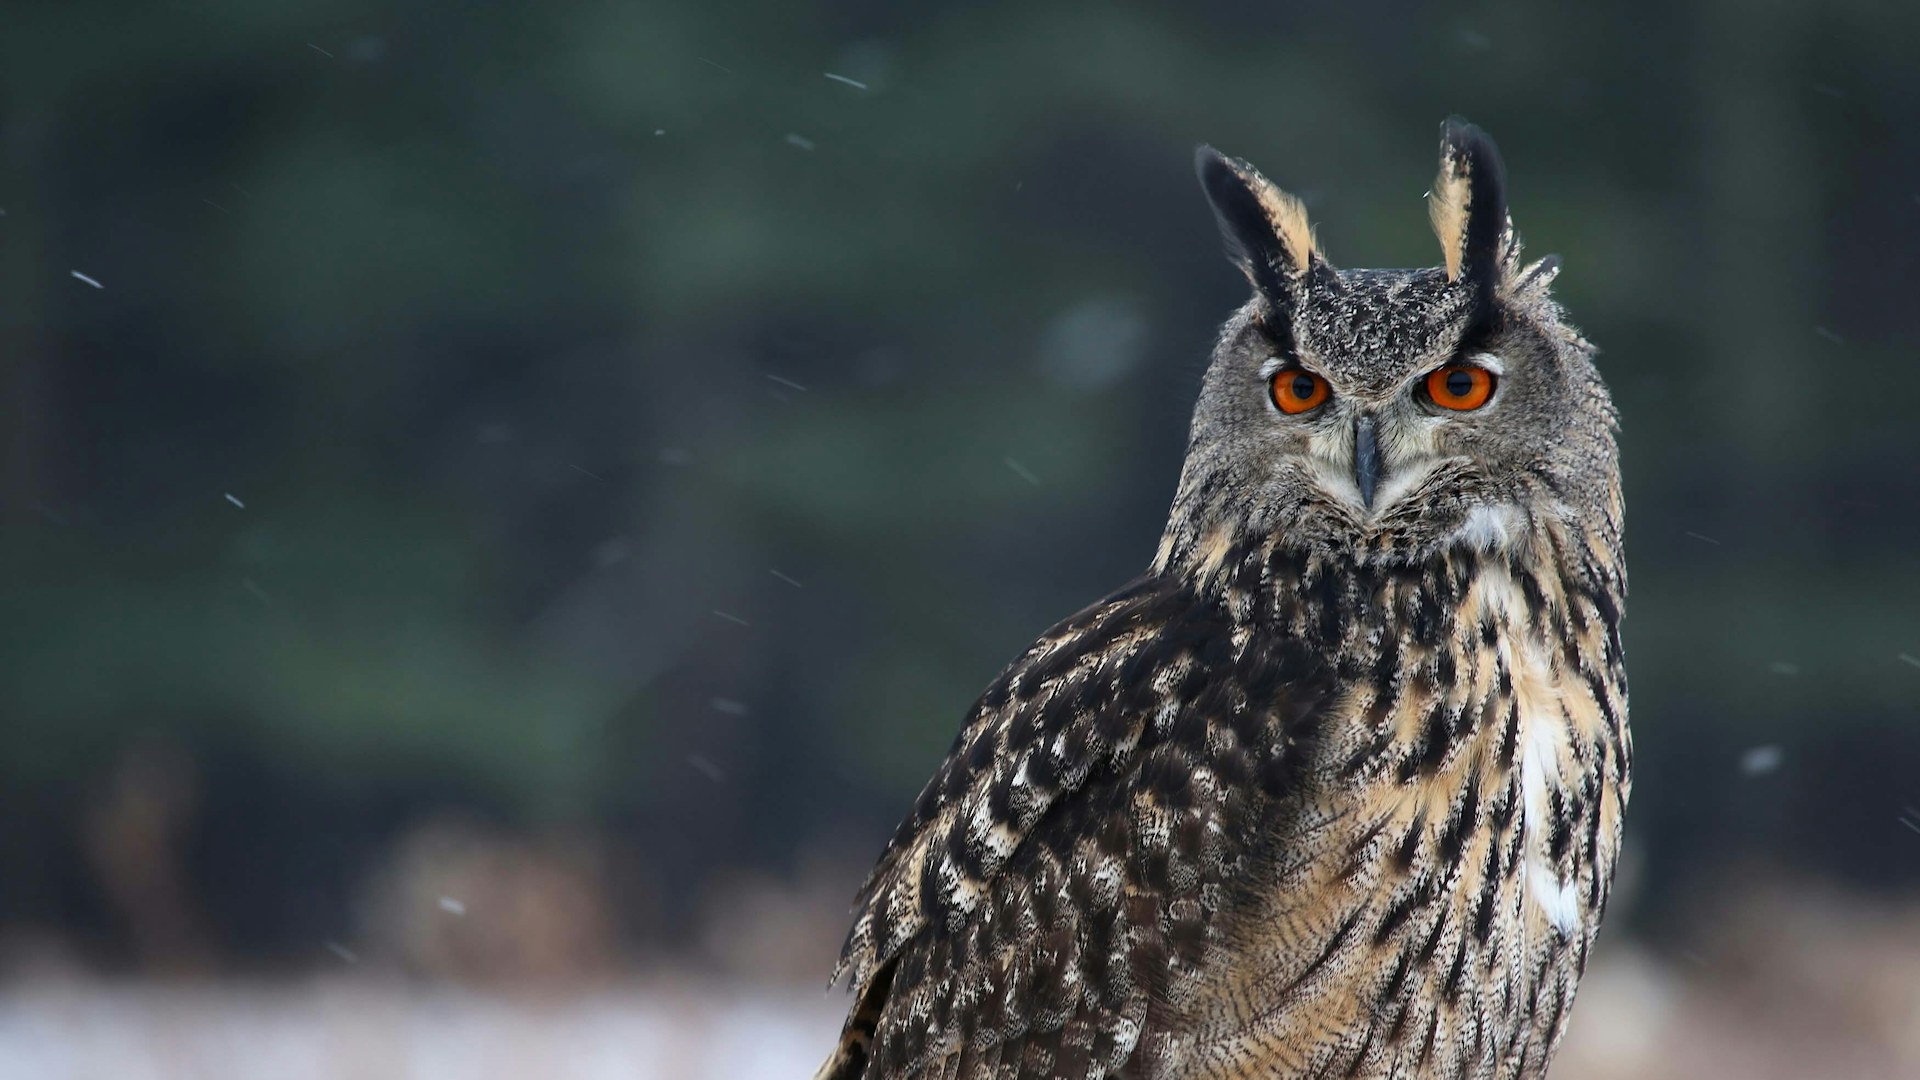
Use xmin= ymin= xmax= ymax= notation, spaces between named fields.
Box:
xmin=3 ymin=1 xmax=1920 ymax=1073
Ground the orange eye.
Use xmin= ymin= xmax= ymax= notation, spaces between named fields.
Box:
xmin=1425 ymin=365 xmax=1495 ymax=411
xmin=1269 ymin=369 xmax=1330 ymax=414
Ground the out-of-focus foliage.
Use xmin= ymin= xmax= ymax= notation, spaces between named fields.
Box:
xmin=2 ymin=0 xmax=1917 ymax=970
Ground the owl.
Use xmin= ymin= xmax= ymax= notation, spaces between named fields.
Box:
xmin=815 ymin=118 xmax=1628 ymax=1080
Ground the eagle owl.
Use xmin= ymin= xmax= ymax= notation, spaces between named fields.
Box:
xmin=816 ymin=119 xmax=1628 ymax=1080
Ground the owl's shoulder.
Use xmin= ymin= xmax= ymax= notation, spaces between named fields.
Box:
xmin=822 ymin=570 xmax=1338 ymax=1078
xmin=833 ymin=575 xmax=1205 ymax=982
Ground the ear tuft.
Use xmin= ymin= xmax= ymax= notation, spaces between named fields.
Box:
xmin=1513 ymin=254 xmax=1561 ymax=298
xmin=1428 ymin=117 xmax=1510 ymax=294
xmin=1195 ymin=146 xmax=1318 ymax=304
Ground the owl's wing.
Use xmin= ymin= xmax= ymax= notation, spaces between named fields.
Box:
xmin=818 ymin=574 xmax=1334 ymax=1080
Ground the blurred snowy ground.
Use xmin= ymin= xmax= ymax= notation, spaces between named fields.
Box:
xmin=0 ymin=980 xmax=844 ymax=1080
xmin=4 ymin=882 xmax=1920 ymax=1080
xmin=3 ymin=883 xmax=1920 ymax=1076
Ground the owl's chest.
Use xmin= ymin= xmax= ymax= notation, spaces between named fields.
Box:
xmin=1304 ymin=565 xmax=1626 ymax=1074
xmin=1169 ymin=563 xmax=1628 ymax=1078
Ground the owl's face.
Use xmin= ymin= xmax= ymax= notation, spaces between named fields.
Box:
xmin=1166 ymin=122 xmax=1619 ymax=568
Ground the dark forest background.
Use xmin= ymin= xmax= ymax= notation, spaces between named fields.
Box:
xmin=4 ymin=0 xmax=1919 ymax=1002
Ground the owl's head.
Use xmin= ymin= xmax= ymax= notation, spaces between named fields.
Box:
xmin=1159 ymin=118 xmax=1620 ymax=572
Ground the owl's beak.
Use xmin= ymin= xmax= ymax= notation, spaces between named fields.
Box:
xmin=1353 ymin=414 xmax=1382 ymax=509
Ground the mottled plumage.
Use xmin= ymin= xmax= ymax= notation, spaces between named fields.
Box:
xmin=818 ymin=119 xmax=1628 ymax=1080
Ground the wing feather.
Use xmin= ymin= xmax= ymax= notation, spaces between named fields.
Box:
xmin=821 ymin=573 xmax=1333 ymax=1080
